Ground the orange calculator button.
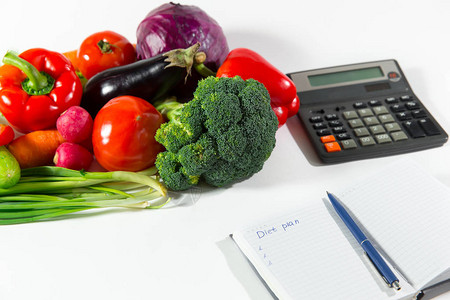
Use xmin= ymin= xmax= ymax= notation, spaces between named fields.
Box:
xmin=320 ymin=135 xmax=336 ymax=143
xmin=324 ymin=142 xmax=341 ymax=153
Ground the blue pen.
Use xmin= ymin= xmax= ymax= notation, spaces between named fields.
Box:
xmin=327 ymin=192 xmax=401 ymax=291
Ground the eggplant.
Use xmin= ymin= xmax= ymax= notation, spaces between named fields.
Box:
xmin=80 ymin=43 xmax=201 ymax=117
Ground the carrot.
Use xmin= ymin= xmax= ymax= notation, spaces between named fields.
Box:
xmin=7 ymin=129 xmax=66 ymax=169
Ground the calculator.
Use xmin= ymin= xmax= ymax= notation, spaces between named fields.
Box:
xmin=287 ymin=60 xmax=448 ymax=163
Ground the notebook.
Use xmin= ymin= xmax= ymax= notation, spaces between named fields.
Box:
xmin=231 ymin=160 xmax=450 ymax=300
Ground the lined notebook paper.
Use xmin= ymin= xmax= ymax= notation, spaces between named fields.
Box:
xmin=231 ymin=160 xmax=450 ymax=300
xmin=336 ymin=162 xmax=450 ymax=289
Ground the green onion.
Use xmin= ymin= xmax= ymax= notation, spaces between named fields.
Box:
xmin=0 ymin=166 xmax=168 ymax=225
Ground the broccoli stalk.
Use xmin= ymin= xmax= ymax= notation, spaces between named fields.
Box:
xmin=155 ymin=76 xmax=278 ymax=191
xmin=155 ymin=97 xmax=184 ymax=122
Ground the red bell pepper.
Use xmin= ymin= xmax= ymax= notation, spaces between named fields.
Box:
xmin=216 ymin=48 xmax=300 ymax=127
xmin=0 ymin=48 xmax=83 ymax=133
xmin=0 ymin=124 xmax=14 ymax=146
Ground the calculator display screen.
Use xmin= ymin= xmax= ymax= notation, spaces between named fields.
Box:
xmin=308 ymin=67 xmax=384 ymax=87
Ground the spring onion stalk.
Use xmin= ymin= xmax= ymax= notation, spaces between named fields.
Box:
xmin=0 ymin=166 xmax=168 ymax=225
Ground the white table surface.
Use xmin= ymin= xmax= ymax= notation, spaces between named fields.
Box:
xmin=1 ymin=0 xmax=449 ymax=299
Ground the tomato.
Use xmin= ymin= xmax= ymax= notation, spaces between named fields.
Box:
xmin=92 ymin=96 xmax=164 ymax=172
xmin=76 ymin=30 xmax=136 ymax=79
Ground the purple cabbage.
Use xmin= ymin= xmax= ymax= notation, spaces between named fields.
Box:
xmin=136 ymin=2 xmax=229 ymax=71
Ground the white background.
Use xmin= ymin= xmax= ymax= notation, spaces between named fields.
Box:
xmin=0 ymin=0 xmax=449 ymax=299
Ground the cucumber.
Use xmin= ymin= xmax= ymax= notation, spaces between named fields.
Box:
xmin=0 ymin=146 xmax=20 ymax=188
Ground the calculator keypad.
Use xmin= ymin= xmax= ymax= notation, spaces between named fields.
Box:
xmin=341 ymin=139 xmax=357 ymax=149
xmin=310 ymin=95 xmax=443 ymax=154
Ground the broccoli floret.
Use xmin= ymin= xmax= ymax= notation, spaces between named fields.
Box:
xmin=155 ymin=151 xmax=199 ymax=191
xmin=178 ymin=134 xmax=217 ymax=175
xmin=215 ymin=123 xmax=247 ymax=162
xmin=203 ymin=91 xmax=243 ymax=136
xmin=155 ymin=122 xmax=191 ymax=153
xmin=155 ymin=97 xmax=204 ymax=153
xmin=155 ymin=76 xmax=278 ymax=191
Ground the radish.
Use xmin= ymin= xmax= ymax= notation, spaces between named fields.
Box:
xmin=54 ymin=142 xmax=93 ymax=170
xmin=56 ymin=106 xmax=93 ymax=143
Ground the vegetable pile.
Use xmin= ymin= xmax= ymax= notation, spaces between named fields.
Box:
xmin=0 ymin=2 xmax=300 ymax=225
